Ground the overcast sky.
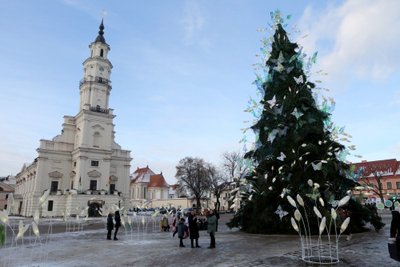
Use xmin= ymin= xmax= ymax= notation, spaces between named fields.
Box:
xmin=0 ymin=0 xmax=399 ymax=184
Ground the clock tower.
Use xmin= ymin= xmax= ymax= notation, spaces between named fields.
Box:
xmin=13 ymin=20 xmax=132 ymax=217
xmin=79 ymin=19 xmax=112 ymax=111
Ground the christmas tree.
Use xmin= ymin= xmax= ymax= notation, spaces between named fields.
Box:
xmin=228 ymin=11 xmax=384 ymax=234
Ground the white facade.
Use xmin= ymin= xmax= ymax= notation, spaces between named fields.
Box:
xmin=11 ymin=21 xmax=132 ymax=217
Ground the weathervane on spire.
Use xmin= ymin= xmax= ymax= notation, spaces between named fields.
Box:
xmin=101 ymin=9 xmax=108 ymax=19
xmin=94 ymin=10 xmax=107 ymax=43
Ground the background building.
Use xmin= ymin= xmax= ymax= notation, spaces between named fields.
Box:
xmin=352 ymin=159 xmax=400 ymax=203
xmin=129 ymin=166 xmax=171 ymax=208
xmin=0 ymin=179 xmax=15 ymax=211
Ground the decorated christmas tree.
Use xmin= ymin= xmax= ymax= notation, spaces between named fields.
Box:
xmin=228 ymin=11 xmax=384 ymax=234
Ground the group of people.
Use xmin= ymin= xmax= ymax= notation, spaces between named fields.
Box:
xmin=173 ymin=209 xmax=218 ymax=249
xmin=106 ymin=210 xmax=121 ymax=240
xmin=106 ymin=208 xmax=220 ymax=249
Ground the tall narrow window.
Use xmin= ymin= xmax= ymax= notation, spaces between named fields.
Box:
xmin=50 ymin=181 xmax=58 ymax=193
xmin=90 ymin=180 xmax=97 ymax=191
xmin=48 ymin=200 xmax=53 ymax=211
xmin=100 ymin=49 xmax=104 ymax=57
xmin=110 ymin=184 xmax=115 ymax=194
xmin=387 ymin=182 xmax=393 ymax=190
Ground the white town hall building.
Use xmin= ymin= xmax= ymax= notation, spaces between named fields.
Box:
xmin=11 ymin=21 xmax=132 ymax=217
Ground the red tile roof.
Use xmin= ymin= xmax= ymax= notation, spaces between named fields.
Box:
xmin=352 ymin=159 xmax=399 ymax=176
xmin=130 ymin=166 xmax=155 ymax=183
xmin=132 ymin=166 xmax=151 ymax=175
xmin=148 ymin=174 xmax=169 ymax=188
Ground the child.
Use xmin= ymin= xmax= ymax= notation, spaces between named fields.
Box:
xmin=177 ymin=217 xmax=186 ymax=247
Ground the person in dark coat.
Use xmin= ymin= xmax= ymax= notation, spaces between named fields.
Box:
xmin=177 ymin=217 xmax=186 ymax=247
xmin=114 ymin=210 xmax=121 ymax=240
xmin=188 ymin=210 xmax=200 ymax=248
xmin=214 ymin=208 xmax=220 ymax=232
xmin=106 ymin=213 xmax=114 ymax=240
xmin=207 ymin=209 xmax=217 ymax=248
xmin=390 ymin=207 xmax=400 ymax=239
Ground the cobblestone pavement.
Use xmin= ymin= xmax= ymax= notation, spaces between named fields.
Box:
xmin=0 ymin=212 xmax=398 ymax=267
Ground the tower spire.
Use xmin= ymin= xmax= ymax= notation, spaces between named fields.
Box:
xmin=95 ymin=19 xmax=106 ymax=44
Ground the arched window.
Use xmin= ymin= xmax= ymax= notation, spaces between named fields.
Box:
xmin=100 ymin=49 xmax=104 ymax=57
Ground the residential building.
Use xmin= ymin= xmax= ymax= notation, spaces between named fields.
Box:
xmin=352 ymin=159 xmax=400 ymax=203
xmin=0 ymin=182 xmax=15 ymax=211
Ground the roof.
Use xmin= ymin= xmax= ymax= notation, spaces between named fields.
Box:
xmin=130 ymin=166 xmax=155 ymax=183
xmin=148 ymin=174 xmax=169 ymax=188
xmin=0 ymin=182 xmax=16 ymax=192
xmin=352 ymin=159 xmax=399 ymax=177
xmin=170 ymin=184 xmax=179 ymax=190
xmin=94 ymin=19 xmax=107 ymax=44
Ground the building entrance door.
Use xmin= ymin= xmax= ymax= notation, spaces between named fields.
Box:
xmin=88 ymin=201 xmax=102 ymax=217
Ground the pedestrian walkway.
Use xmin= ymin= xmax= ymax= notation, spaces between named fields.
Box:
xmin=0 ymin=213 xmax=398 ymax=266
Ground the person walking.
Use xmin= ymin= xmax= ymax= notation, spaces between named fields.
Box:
xmin=106 ymin=213 xmax=114 ymax=240
xmin=168 ymin=213 xmax=175 ymax=233
xmin=188 ymin=210 xmax=200 ymax=248
xmin=114 ymin=210 xmax=121 ymax=240
xmin=172 ymin=213 xmax=179 ymax=237
xmin=177 ymin=218 xmax=187 ymax=247
xmin=207 ymin=209 xmax=217 ymax=249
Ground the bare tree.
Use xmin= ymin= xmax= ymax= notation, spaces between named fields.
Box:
xmin=208 ymin=165 xmax=228 ymax=212
xmin=174 ymin=184 xmax=188 ymax=198
xmin=221 ymin=151 xmax=248 ymax=210
xmin=359 ymin=171 xmax=385 ymax=203
xmin=175 ymin=157 xmax=212 ymax=210
xmin=221 ymin=151 xmax=247 ymax=181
